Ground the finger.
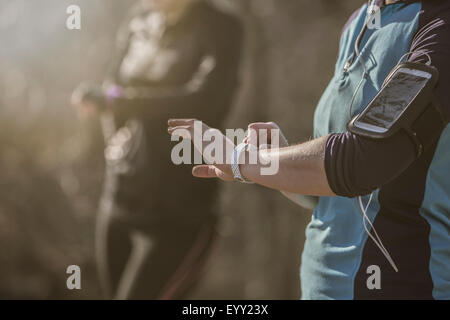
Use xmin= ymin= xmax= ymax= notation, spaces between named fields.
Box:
xmin=263 ymin=122 xmax=289 ymax=146
xmin=167 ymin=126 xmax=195 ymax=141
xmin=247 ymin=123 xmax=263 ymax=148
xmin=192 ymin=165 xmax=219 ymax=179
xmin=168 ymin=119 xmax=197 ymax=127
xmin=168 ymin=125 xmax=192 ymax=133
xmin=249 ymin=122 xmax=287 ymax=147
xmin=246 ymin=126 xmax=254 ymax=147
xmin=248 ymin=122 xmax=279 ymax=131
xmin=248 ymin=122 xmax=277 ymax=146
xmin=168 ymin=119 xmax=212 ymax=138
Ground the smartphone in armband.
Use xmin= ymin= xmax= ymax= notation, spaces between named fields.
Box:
xmin=348 ymin=62 xmax=444 ymax=156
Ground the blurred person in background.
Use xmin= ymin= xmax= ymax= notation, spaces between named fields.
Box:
xmin=72 ymin=0 xmax=243 ymax=299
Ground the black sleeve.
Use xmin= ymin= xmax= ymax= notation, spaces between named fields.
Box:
xmin=324 ymin=131 xmax=416 ymax=198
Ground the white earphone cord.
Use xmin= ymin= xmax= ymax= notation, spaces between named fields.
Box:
xmin=351 ymin=48 xmax=432 ymax=273
xmin=359 ymin=195 xmax=399 ymax=272
xmin=346 ymin=8 xmax=438 ymax=272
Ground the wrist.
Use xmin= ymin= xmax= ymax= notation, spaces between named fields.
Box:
xmin=240 ymin=147 xmax=279 ymax=184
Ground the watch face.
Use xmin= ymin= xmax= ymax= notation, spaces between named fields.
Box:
xmin=357 ymin=68 xmax=431 ymax=130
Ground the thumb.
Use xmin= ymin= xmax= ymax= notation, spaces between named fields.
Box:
xmin=192 ymin=165 xmax=219 ymax=179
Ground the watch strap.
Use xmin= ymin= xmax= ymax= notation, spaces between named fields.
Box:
xmin=231 ymin=143 xmax=254 ymax=184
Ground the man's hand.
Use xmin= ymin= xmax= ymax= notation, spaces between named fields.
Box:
xmin=245 ymin=122 xmax=289 ymax=149
xmin=168 ymin=119 xmax=333 ymax=196
xmin=167 ymin=120 xmax=290 ymax=182
xmin=167 ymin=119 xmax=235 ymax=181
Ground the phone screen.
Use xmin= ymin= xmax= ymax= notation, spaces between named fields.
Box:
xmin=358 ymin=70 xmax=430 ymax=129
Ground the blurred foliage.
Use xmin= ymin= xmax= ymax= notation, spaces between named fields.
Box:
xmin=0 ymin=0 xmax=362 ymax=299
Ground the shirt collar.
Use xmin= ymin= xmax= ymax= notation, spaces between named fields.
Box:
xmin=374 ymin=0 xmax=419 ymax=6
